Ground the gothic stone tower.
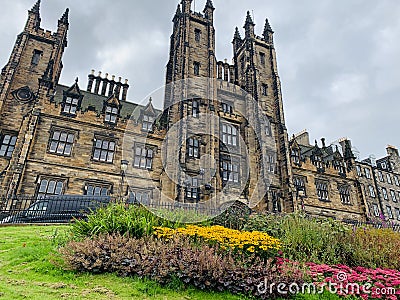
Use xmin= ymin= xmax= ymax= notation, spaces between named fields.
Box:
xmin=0 ymin=0 xmax=69 ymax=195
xmin=162 ymin=0 xmax=294 ymax=212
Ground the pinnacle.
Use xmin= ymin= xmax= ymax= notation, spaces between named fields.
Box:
xmin=176 ymin=4 xmax=181 ymax=15
xmin=245 ymin=11 xmax=255 ymax=25
xmin=30 ymin=0 xmax=41 ymax=14
xmin=234 ymin=27 xmax=242 ymax=40
xmin=264 ymin=18 xmax=273 ymax=33
xmin=205 ymin=0 xmax=214 ymax=9
xmin=59 ymin=8 xmax=69 ymax=25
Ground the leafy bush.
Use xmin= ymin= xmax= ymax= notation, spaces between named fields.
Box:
xmin=243 ymin=213 xmax=352 ymax=265
xmin=211 ymin=201 xmax=252 ymax=230
xmin=59 ymin=234 xmax=303 ymax=299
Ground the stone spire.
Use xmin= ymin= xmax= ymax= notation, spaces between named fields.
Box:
xmin=59 ymin=8 xmax=69 ymax=26
xmin=263 ymin=18 xmax=274 ymax=43
xmin=29 ymin=0 xmax=41 ymax=15
xmin=244 ymin=11 xmax=255 ymax=37
xmin=234 ymin=27 xmax=242 ymax=40
xmin=204 ymin=0 xmax=215 ymax=10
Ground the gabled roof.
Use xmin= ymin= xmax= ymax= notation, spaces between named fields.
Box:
xmin=53 ymin=84 xmax=162 ymax=120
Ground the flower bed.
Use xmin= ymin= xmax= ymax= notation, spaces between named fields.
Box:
xmin=154 ymin=225 xmax=281 ymax=257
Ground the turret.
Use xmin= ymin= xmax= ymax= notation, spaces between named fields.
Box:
xmin=244 ymin=11 xmax=255 ymax=38
xmin=203 ymin=0 xmax=215 ymax=22
xmin=263 ymin=18 xmax=274 ymax=44
xmin=25 ymin=0 xmax=41 ymax=32
xmin=181 ymin=0 xmax=193 ymax=15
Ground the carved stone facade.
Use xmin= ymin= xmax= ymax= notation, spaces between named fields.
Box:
xmin=0 ymin=0 xmax=398 ymax=224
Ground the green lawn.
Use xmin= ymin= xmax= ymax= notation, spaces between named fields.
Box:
xmin=0 ymin=225 xmax=248 ymax=300
xmin=0 ymin=225 xmax=350 ymax=300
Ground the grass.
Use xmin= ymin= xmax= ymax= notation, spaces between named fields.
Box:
xmin=0 ymin=225 xmax=354 ymax=300
xmin=0 ymin=225 xmax=247 ymax=300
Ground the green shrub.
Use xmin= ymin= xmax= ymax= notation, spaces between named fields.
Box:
xmin=71 ymin=202 xmax=211 ymax=239
xmin=211 ymin=201 xmax=252 ymax=230
xmin=59 ymin=233 xmax=304 ymax=299
xmin=347 ymin=227 xmax=400 ymax=269
xmin=243 ymin=213 xmax=352 ymax=265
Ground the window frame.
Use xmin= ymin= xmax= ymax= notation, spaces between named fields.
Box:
xmin=221 ymin=158 xmax=240 ymax=185
xmin=338 ymin=185 xmax=351 ymax=205
xmin=105 ymin=105 xmax=119 ymax=124
xmin=221 ymin=123 xmax=238 ymax=147
xmin=368 ymin=185 xmax=376 ymax=198
xmin=85 ymin=182 xmax=112 ymax=196
xmin=221 ymin=102 xmax=233 ymax=114
xmin=194 ymin=28 xmax=201 ymax=42
xmin=92 ymin=137 xmax=116 ymax=164
xmin=386 ymin=174 xmax=392 ymax=185
xmin=194 ymin=61 xmax=200 ymax=76
xmin=382 ymin=187 xmax=388 ymax=200
xmin=31 ymin=49 xmax=43 ymax=66
xmin=133 ymin=144 xmax=154 ymax=170
xmin=261 ymin=83 xmax=268 ymax=96
xmin=141 ymin=114 xmax=155 ymax=132
xmin=386 ymin=205 xmax=394 ymax=219
xmin=36 ymin=176 xmax=66 ymax=199
xmin=293 ymin=176 xmax=307 ymax=196
xmin=185 ymin=177 xmax=200 ymax=202
xmin=187 ymin=137 xmax=200 ymax=159
xmin=191 ymin=100 xmax=200 ymax=118
xmin=315 ymin=180 xmax=329 ymax=202
xmin=48 ymin=128 xmax=76 ymax=157
xmin=365 ymin=168 xmax=371 ymax=179
xmin=259 ymin=52 xmax=266 ymax=66
xmin=0 ymin=133 xmax=17 ymax=158
xmin=390 ymin=190 xmax=397 ymax=202
xmin=372 ymin=204 xmax=380 ymax=217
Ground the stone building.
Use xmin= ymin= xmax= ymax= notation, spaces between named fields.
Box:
xmin=0 ymin=0 xmax=398 ymax=224
xmin=0 ymin=0 xmax=294 ymax=212
xmin=289 ymin=131 xmax=366 ymax=221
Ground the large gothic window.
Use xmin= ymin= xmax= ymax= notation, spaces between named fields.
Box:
xmin=315 ymin=180 xmax=329 ymax=201
xmin=36 ymin=177 xmax=65 ymax=198
xmin=48 ymin=129 xmax=75 ymax=156
xmin=92 ymin=137 xmax=116 ymax=163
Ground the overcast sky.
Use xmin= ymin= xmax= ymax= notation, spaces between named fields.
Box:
xmin=0 ymin=0 xmax=399 ymax=159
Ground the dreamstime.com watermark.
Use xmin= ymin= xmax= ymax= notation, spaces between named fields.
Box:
xmin=257 ymin=272 xmax=397 ymax=296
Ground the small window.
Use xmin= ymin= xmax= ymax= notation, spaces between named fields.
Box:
xmin=382 ymin=187 xmax=388 ymax=200
xmin=365 ymin=168 xmax=371 ymax=179
xmin=129 ymin=190 xmax=151 ymax=204
xmin=316 ymin=180 xmax=329 ymax=201
xmin=62 ymin=96 xmax=79 ymax=115
xmin=260 ymin=52 xmax=266 ymax=66
xmin=369 ymin=185 xmax=376 ymax=198
xmin=390 ymin=190 xmax=397 ymax=202
xmin=387 ymin=174 xmax=392 ymax=185
xmin=333 ymin=160 xmax=346 ymax=174
xmin=222 ymin=103 xmax=233 ymax=114
xmin=187 ymin=138 xmax=200 ymax=158
xmin=92 ymin=138 xmax=116 ymax=163
xmin=395 ymin=208 xmax=400 ymax=221
xmin=312 ymin=155 xmax=324 ymax=169
xmin=386 ymin=206 xmax=394 ymax=219
xmin=85 ymin=183 xmax=111 ymax=196
xmin=192 ymin=100 xmax=200 ymax=117
xmin=31 ymin=49 xmax=42 ymax=66
xmin=0 ymin=134 xmax=17 ymax=158
xmin=372 ymin=204 xmax=380 ymax=217
xmin=221 ymin=124 xmax=238 ymax=147
xmin=395 ymin=176 xmax=400 ymax=186
xmin=37 ymin=177 xmax=64 ymax=198
xmin=221 ymin=160 xmax=240 ymax=184
xmin=356 ymin=165 xmax=362 ymax=177
xmin=195 ymin=29 xmax=201 ymax=42
xmin=48 ymin=130 xmax=75 ymax=156
xmin=105 ymin=106 xmax=119 ymax=124
xmin=265 ymin=123 xmax=272 ymax=137
xmin=194 ymin=62 xmax=200 ymax=76
xmin=262 ymin=84 xmax=268 ymax=96
xmin=378 ymin=171 xmax=384 ymax=182
xmin=267 ymin=153 xmax=275 ymax=173
xmin=133 ymin=145 xmax=154 ymax=170
xmin=293 ymin=176 xmax=306 ymax=196
xmin=339 ymin=185 xmax=351 ymax=205
xmin=381 ymin=162 xmax=387 ymax=169
xmin=142 ymin=115 xmax=154 ymax=132
xmin=186 ymin=177 xmax=200 ymax=202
